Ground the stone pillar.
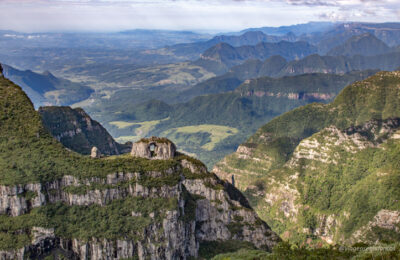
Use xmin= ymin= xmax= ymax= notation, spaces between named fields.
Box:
xmin=91 ymin=146 xmax=101 ymax=158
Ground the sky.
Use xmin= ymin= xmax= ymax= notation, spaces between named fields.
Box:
xmin=0 ymin=0 xmax=399 ymax=33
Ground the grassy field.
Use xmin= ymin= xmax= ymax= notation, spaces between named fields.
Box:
xmin=162 ymin=124 xmax=238 ymax=151
xmin=111 ymin=119 xmax=166 ymax=143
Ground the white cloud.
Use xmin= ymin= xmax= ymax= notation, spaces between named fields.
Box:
xmin=0 ymin=0 xmax=398 ymax=32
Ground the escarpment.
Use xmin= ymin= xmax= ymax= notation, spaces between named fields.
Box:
xmin=214 ymin=71 xmax=400 ymax=245
xmin=0 ymin=76 xmax=280 ymax=259
xmin=39 ymin=106 xmax=131 ymax=156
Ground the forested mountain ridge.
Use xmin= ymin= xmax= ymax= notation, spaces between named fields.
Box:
xmin=214 ymin=70 xmax=400 ymax=245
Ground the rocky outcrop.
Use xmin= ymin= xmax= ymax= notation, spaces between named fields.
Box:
xmin=241 ymin=91 xmax=335 ymax=101
xmin=351 ymin=210 xmax=400 ymax=244
xmin=131 ymin=137 xmax=176 ymax=160
xmin=183 ymin=178 xmax=279 ymax=249
xmin=91 ymin=146 xmax=101 ymax=158
xmin=39 ymin=106 xmax=131 ymax=156
xmin=214 ymin=76 xmax=400 ymax=246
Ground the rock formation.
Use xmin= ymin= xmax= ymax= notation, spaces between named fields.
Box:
xmin=0 ymin=77 xmax=281 ymax=259
xmin=90 ymin=146 xmax=101 ymax=158
xmin=131 ymin=137 xmax=176 ymax=160
xmin=0 ymin=63 xmax=3 ymax=77
xmin=0 ymin=164 xmax=281 ymax=259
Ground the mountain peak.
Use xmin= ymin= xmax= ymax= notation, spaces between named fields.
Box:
xmin=327 ymin=32 xmax=391 ymax=56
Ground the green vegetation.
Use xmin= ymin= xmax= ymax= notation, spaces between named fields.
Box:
xmin=211 ymin=242 xmax=400 ymax=260
xmin=137 ymin=171 xmax=181 ymax=188
xmin=62 ymin=177 xmax=137 ymax=194
xmin=0 ymin=197 xmax=178 ymax=250
xmin=0 ymin=77 xmax=198 ymax=185
xmin=198 ymin=240 xmax=257 ymax=259
xmin=17 ymin=190 xmax=37 ymax=201
xmin=111 ymin=118 xmax=168 ymax=143
xmin=162 ymin=124 xmax=239 ymax=151
xmin=39 ymin=106 xmax=129 ymax=155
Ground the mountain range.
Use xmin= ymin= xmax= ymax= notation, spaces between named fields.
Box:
xmin=2 ymin=20 xmax=400 ymax=259
xmin=99 ymin=70 xmax=376 ymax=167
xmin=154 ymin=31 xmax=298 ymax=60
xmin=226 ymin=51 xmax=400 ymax=80
xmin=194 ymin=41 xmax=317 ymax=73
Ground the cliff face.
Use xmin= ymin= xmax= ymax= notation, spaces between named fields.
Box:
xmin=39 ymin=106 xmax=131 ymax=156
xmin=214 ymin=71 xmax=400 ymax=245
xmin=0 ymin=76 xmax=280 ymax=259
xmin=0 ymin=160 xmax=280 ymax=259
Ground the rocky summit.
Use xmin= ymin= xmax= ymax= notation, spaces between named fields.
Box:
xmin=0 ymin=76 xmax=280 ymax=259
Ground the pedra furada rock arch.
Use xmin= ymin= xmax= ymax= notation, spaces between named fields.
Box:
xmin=131 ymin=136 xmax=176 ymax=160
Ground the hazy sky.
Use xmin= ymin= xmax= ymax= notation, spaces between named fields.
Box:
xmin=0 ymin=0 xmax=399 ymax=32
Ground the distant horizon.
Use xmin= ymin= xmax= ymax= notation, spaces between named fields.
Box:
xmin=2 ymin=21 xmax=400 ymax=35
xmin=0 ymin=0 xmax=399 ymax=33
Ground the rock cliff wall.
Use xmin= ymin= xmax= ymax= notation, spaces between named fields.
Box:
xmin=0 ymin=159 xmax=280 ymax=259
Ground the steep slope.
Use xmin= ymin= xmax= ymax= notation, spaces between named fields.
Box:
xmin=39 ymin=106 xmax=131 ymax=156
xmin=0 ymin=73 xmax=280 ymax=259
xmin=327 ymin=33 xmax=392 ymax=57
xmin=214 ymin=71 xmax=400 ymax=245
xmin=1 ymin=64 xmax=93 ymax=107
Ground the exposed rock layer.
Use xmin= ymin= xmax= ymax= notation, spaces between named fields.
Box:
xmin=0 ymin=160 xmax=280 ymax=259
